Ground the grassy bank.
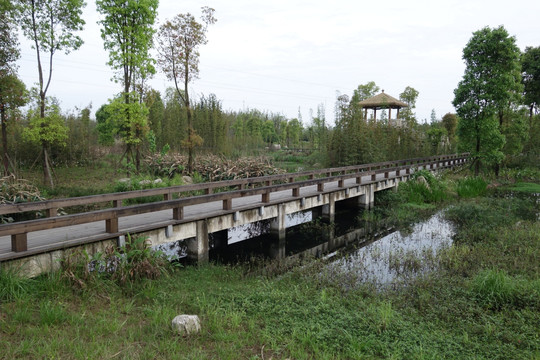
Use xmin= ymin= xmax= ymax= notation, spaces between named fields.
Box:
xmin=1 ymin=173 xmax=539 ymax=359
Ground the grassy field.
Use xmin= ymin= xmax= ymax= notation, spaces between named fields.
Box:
xmin=1 ymin=170 xmax=539 ymax=359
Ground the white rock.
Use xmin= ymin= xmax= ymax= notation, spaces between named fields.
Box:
xmin=171 ymin=315 xmax=201 ymax=335
xmin=416 ymin=176 xmax=430 ymax=189
xmin=153 ymin=178 xmax=163 ymax=184
xmin=182 ymin=176 xmax=193 ymax=184
xmin=118 ymin=178 xmax=131 ymax=183
xmin=139 ymin=179 xmax=152 ymax=186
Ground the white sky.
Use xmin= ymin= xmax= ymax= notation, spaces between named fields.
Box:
xmin=15 ymin=0 xmax=540 ymax=125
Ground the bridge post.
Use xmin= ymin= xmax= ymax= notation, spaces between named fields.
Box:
xmin=270 ymin=203 xmax=286 ymax=259
xmin=11 ymin=233 xmax=28 ymax=252
xmin=188 ymin=220 xmax=209 ymax=264
xmin=358 ymin=184 xmax=374 ymax=209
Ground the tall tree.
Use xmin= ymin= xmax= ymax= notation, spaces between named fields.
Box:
xmin=0 ymin=0 xmax=19 ymax=74
xmin=452 ymin=26 xmax=521 ymax=175
xmin=0 ymin=0 xmax=26 ymax=175
xmin=522 ymin=46 xmax=540 ymax=123
xmin=157 ymin=6 xmax=216 ymax=173
xmin=17 ymin=0 xmax=85 ymax=186
xmin=96 ymin=0 xmax=158 ymax=173
xmin=399 ymin=86 xmax=419 ymax=124
xmin=0 ymin=75 xmax=26 ymax=175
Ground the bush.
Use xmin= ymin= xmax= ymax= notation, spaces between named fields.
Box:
xmin=398 ymin=170 xmax=447 ymax=204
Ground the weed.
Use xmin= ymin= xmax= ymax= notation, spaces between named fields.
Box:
xmin=0 ymin=268 xmax=33 ymax=302
xmin=61 ymin=234 xmax=174 ymax=289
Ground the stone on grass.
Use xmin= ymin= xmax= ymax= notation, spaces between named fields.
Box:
xmin=182 ymin=176 xmax=193 ymax=184
xmin=416 ymin=176 xmax=430 ymax=189
xmin=172 ymin=315 xmax=201 ymax=335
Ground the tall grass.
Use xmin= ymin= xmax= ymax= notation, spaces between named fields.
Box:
xmin=456 ymin=176 xmax=488 ymax=198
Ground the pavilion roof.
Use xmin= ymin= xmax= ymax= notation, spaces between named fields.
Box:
xmin=358 ymin=91 xmax=408 ymax=109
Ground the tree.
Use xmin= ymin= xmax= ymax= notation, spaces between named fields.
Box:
xmin=96 ymin=0 xmax=158 ymax=173
xmin=23 ymin=100 xmax=69 ymax=163
xmin=0 ymin=0 xmax=26 ymax=175
xmin=441 ymin=113 xmax=458 ymax=142
xmin=522 ymin=46 xmax=540 ymax=122
xmin=399 ymin=86 xmax=419 ymax=124
xmin=0 ymin=0 xmax=19 ymax=74
xmin=156 ymin=7 xmax=217 ymax=173
xmin=452 ymin=26 xmax=521 ymax=175
xmin=103 ymin=93 xmax=150 ymax=167
xmin=0 ymin=75 xmax=26 ymax=175
xmin=17 ymin=0 xmax=86 ymax=186
xmin=351 ymin=81 xmax=380 ymax=102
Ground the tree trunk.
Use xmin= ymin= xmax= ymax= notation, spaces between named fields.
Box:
xmin=1 ymin=105 xmax=9 ymax=176
xmin=475 ymin=136 xmax=481 ymax=176
xmin=43 ymin=146 xmax=53 ymax=187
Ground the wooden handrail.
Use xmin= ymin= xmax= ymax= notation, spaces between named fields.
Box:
xmin=0 ymin=153 xmax=469 ymax=217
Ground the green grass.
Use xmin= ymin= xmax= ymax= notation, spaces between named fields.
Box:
xmin=507 ymin=182 xmax=540 ymax=194
xmin=456 ymin=176 xmax=488 ymax=198
xmin=3 ymin=166 xmax=539 ymax=358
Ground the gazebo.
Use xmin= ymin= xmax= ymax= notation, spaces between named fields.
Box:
xmin=358 ymin=90 xmax=408 ymax=124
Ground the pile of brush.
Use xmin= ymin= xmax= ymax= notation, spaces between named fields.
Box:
xmin=144 ymin=153 xmax=285 ymax=181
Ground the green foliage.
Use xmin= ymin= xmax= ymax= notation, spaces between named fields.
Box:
xmin=398 ymin=170 xmax=447 ymax=204
xmin=96 ymin=0 xmax=158 ymax=91
xmin=453 ymin=26 xmax=523 ymax=174
xmin=23 ymin=104 xmax=68 ymax=147
xmin=456 ymin=176 xmax=488 ymax=198
xmin=522 ymin=46 xmax=540 ymax=113
xmin=0 ymin=0 xmax=20 ymax=73
xmin=104 ymin=93 xmax=149 ymax=146
xmin=95 ymin=103 xmax=115 ymax=146
xmin=17 ymin=0 xmax=85 ymax=58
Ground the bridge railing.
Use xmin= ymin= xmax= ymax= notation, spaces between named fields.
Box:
xmin=1 ymin=153 xmax=469 ymax=253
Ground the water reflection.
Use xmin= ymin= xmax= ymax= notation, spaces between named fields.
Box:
xmin=326 ymin=212 xmax=454 ymax=288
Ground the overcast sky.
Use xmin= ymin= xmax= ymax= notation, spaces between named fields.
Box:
xmin=16 ymin=0 xmax=540 ymax=125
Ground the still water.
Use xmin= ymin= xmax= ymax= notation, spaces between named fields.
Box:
xmin=326 ymin=211 xmax=454 ymax=288
xmin=153 ymin=207 xmax=456 ymax=288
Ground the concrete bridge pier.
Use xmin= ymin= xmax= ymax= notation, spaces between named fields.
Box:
xmin=187 ymin=220 xmax=209 ymax=264
xmin=358 ymin=184 xmax=375 ymax=209
xmin=321 ymin=193 xmax=335 ymax=223
xmin=270 ymin=204 xmax=286 ymax=259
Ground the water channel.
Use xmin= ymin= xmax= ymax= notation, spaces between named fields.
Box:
xmin=154 ymin=200 xmax=457 ymax=288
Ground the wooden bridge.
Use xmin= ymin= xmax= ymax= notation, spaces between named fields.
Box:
xmin=0 ymin=153 xmax=469 ymax=276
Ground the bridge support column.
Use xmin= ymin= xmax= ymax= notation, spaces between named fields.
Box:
xmin=188 ymin=220 xmax=209 ymax=264
xmin=321 ymin=193 xmax=335 ymax=223
xmin=270 ymin=204 xmax=286 ymax=259
xmin=359 ymin=184 xmax=374 ymax=209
